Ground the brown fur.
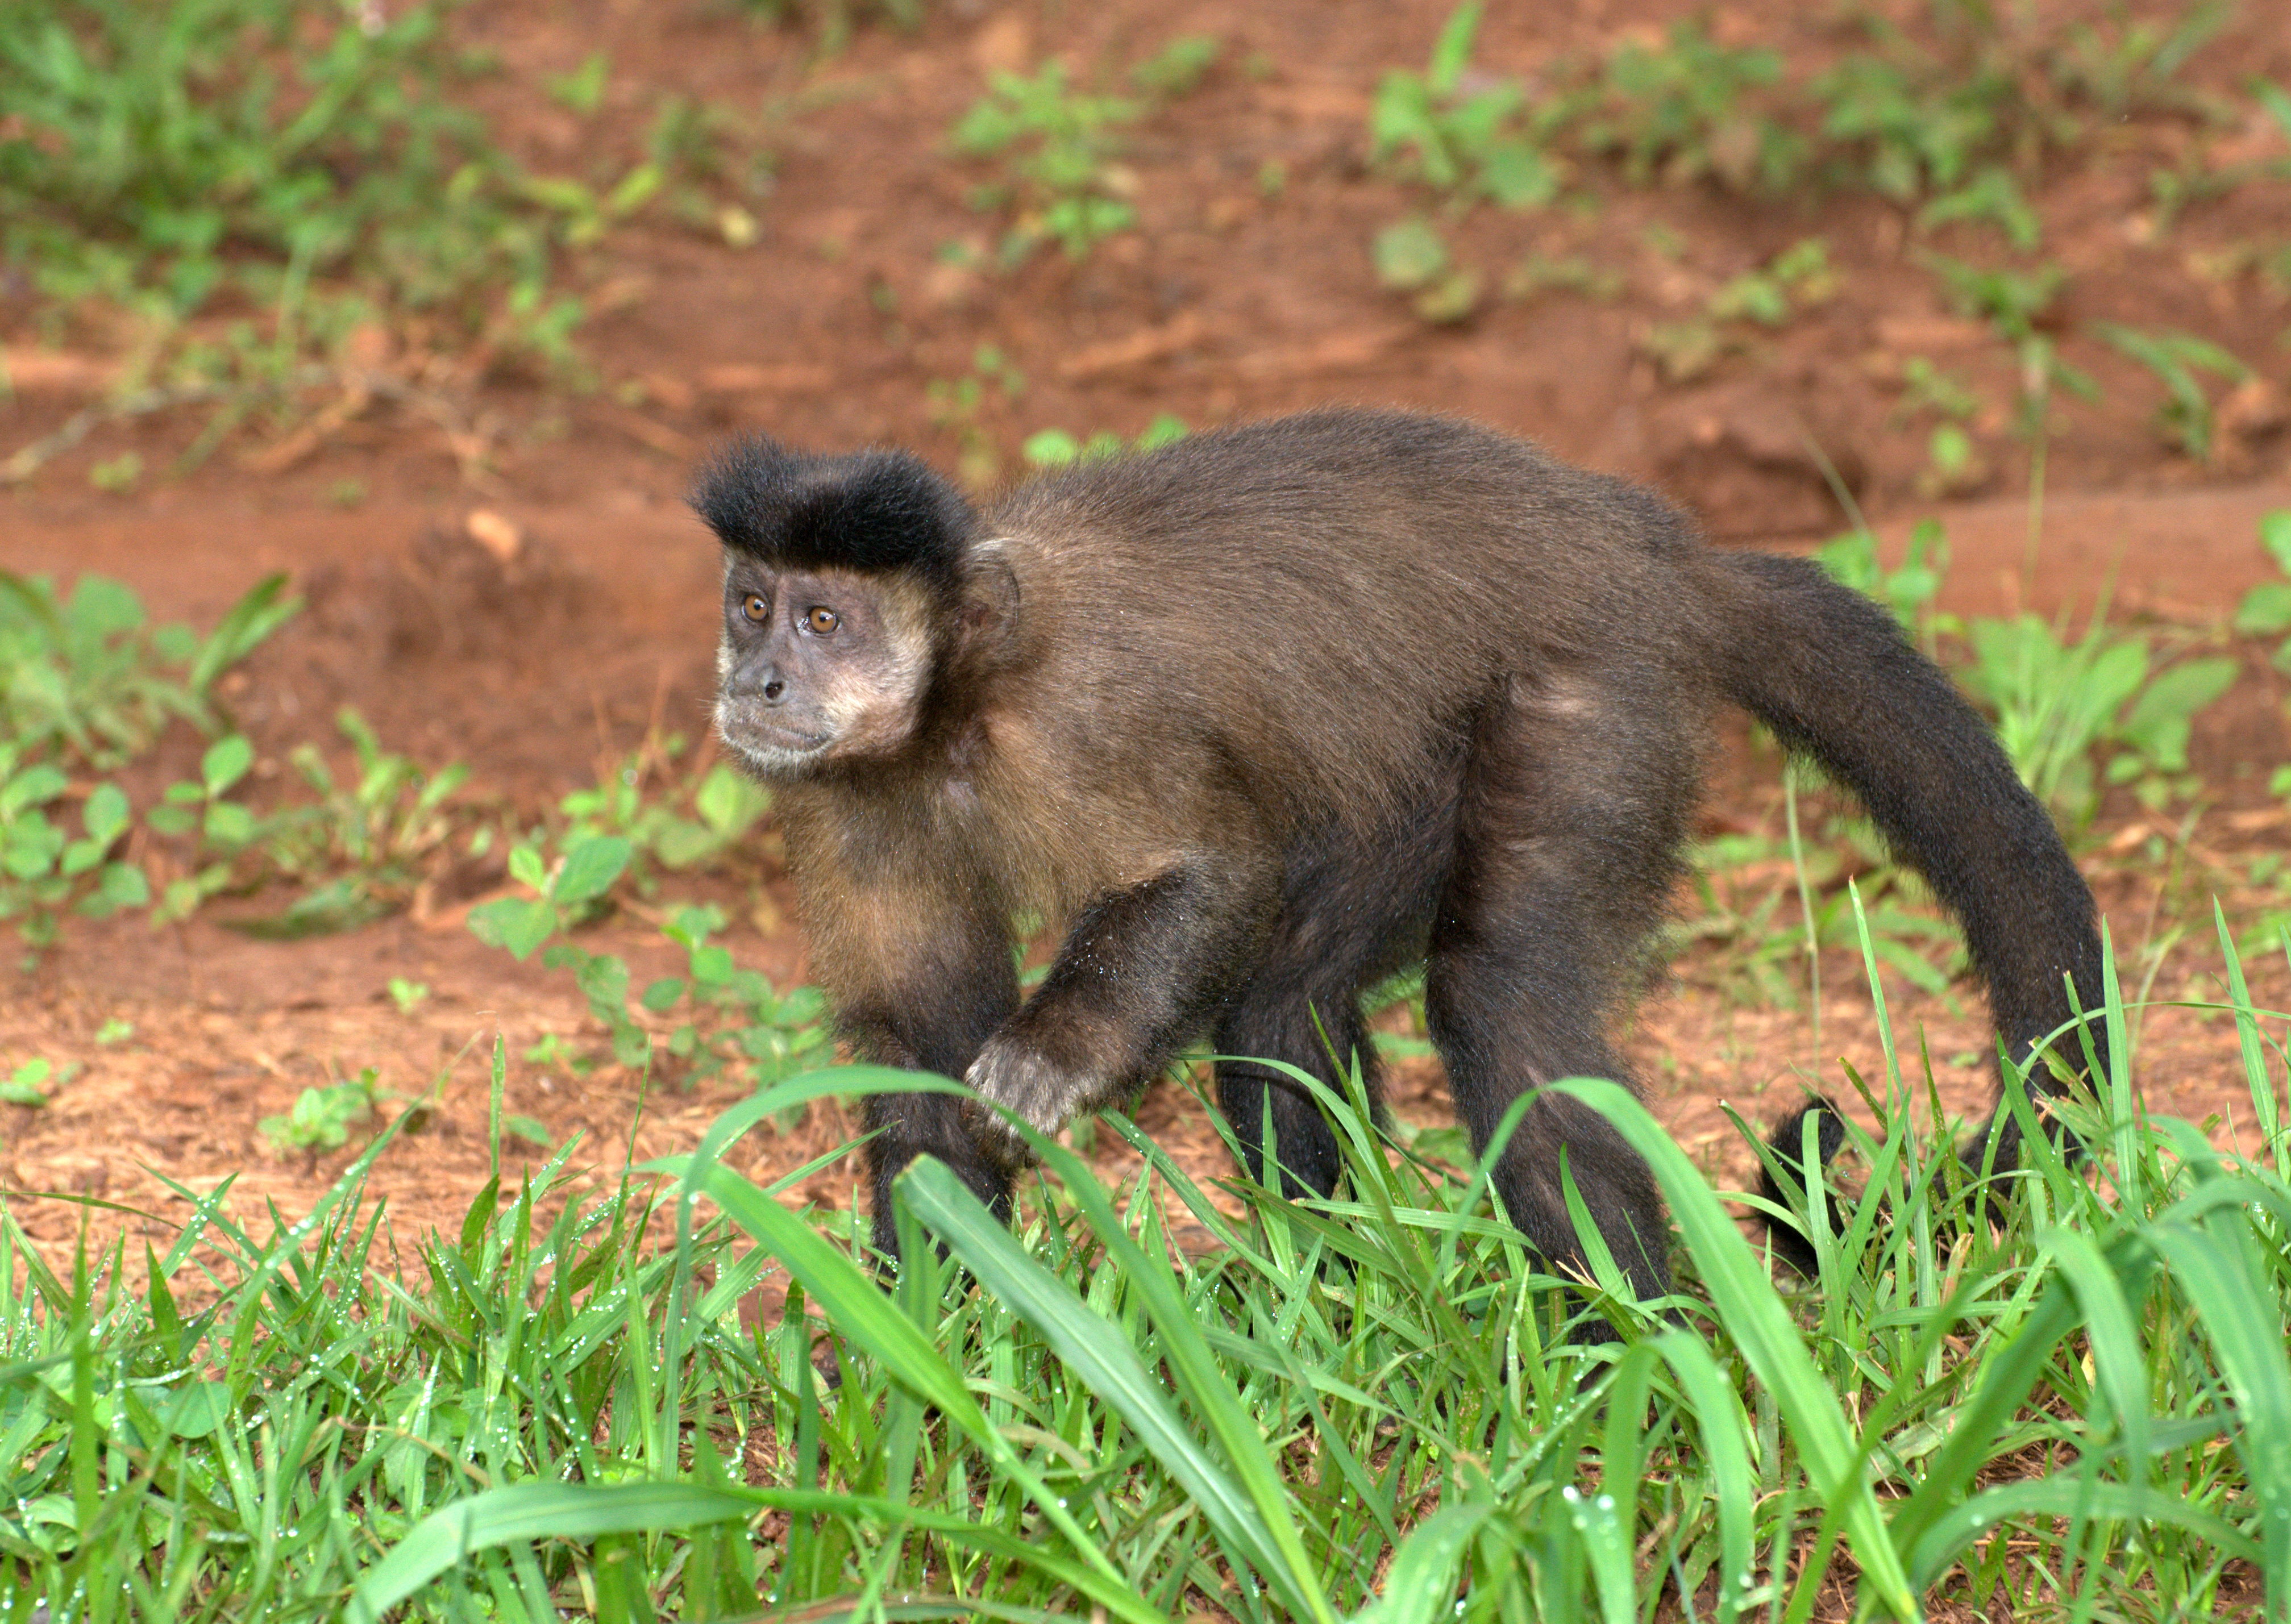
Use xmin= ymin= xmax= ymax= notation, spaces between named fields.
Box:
xmin=695 ymin=407 xmax=2107 ymax=1307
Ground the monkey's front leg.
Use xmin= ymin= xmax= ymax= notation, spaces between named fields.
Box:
xmin=966 ymin=860 xmax=1272 ymax=1167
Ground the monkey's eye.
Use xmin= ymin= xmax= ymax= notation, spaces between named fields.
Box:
xmin=804 ymin=606 xmax=840 ymax=635
xmin=740 ymin=593 xmax=769 ymax=624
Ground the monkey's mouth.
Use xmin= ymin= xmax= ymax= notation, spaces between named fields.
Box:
xmin=717 ymin=705 xmax=834 ymax=761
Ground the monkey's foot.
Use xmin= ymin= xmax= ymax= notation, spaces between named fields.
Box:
xmin=963 ymin=1036 xmax=1090 ymax=1170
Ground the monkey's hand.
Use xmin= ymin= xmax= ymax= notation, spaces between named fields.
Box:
xmin=963 ymin=1034 xmax=1098 ymax=1171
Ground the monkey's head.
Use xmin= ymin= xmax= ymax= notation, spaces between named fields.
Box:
xmin=692 ymin=438 xmax=1008 ymax=776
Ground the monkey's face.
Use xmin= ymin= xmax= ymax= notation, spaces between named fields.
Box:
xmin=715 ymin=563 xmax=935 ymax=774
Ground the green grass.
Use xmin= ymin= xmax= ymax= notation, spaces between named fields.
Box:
xmin=2 ymin=910 xmax=2286 ymax=1618
xmin=0 ymin=0 xmax=652 ymax=470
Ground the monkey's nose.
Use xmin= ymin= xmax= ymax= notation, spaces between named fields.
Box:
xmin=761 ymin=671 xmax=787 ymax=703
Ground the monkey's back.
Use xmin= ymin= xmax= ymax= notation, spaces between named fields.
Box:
xmin=979 ymin=409 xmax=1724 ymax=853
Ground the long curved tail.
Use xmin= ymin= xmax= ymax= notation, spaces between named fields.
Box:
xmin=1690 ymin=549 xmax=2109 ymax=1268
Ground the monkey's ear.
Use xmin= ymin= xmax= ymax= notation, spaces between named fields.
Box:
xmin=958 ymin=549 xmax=1021 ymax=662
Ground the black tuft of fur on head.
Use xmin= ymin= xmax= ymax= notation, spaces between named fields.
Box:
xmin=690 ymin=436 xmax=972 ymax=596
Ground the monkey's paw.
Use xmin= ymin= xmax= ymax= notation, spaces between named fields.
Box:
xmin=963 ymin=1038 xmax=1086 ymax=1170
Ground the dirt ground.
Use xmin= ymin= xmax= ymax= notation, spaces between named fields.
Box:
xmin=6 ymin=0 xmax=2291 ymax=1273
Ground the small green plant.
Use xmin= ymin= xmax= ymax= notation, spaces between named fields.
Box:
xmin=1129 ymin=34 xmax=1221 ymax=99
xmin=1708 ymin=237 xmax=1838 ymax=325
xmin=1922 ymin=253 xmax=2095 ymax=435
xmin=1499 ymin=252 xmax=1624 ymax=303
xmin=2091 ymin=323 xmax=2251 ymax=461
xmin=1021 ymin=414 xmax=1188 ymax=469
xmin=469 ymin=831 xmax=829 ymax=1085
xmin=1369 ymin=3 xmax=1562 ymax=210
xmin=258 ymin=1069 xmax=379 ymax=1155
xmin=927 ymin=344 xmax=1026 ymax=488
xmin=1914 ymin=165 xmax=2040 ymax=249
xmin=544 ymin=52 xmax=609 ymax=116
xmin=737 ymin=0 xmax=925 ymax=54
xmin=560 ymin=749 xmax=771 ymax=885
xmin=1922 ymin=252 xmax=2066 ymax=342
xmin=1370 ymin=218 xmax=1483 ymax=323
xmin=87 ymin=451 xmax=143 ymax=494
xmin=1957 ymin=611 xmax=2236 ymax=822
xmin=1575 ymin=18 xmax=1802 ymax=194
xmin=245 ymin=707 xmax=472 ymax=936
xmin=0 ymin=571 xmax=297 ymax=768
xmin=0 ymin=1056 xmax=73 ymax=1107
xmin=0 ymin=0 xmax=612 ymax=381
xmin=638 ymin=904 xmax=831 ymax=1091
xmin=388 ymin=977 xmax=430 ymax=1015
xmin=1890 ymin=359 xmax=1990 ymax=498
xmin=144 ymin=734 xmax=263 ymax=922
xmin=1810 ymin=50 xmax=2005 ymax=206
xmin=2232 ymin=511 xmax=2291 ymax=678
xmin=0 ymin=749 xmax=148 ymax=948
xmin=1639 ymin=239 xmax=1839 ymax=382
xmin=468 ymin=832 xmax=631 ymax=964
xmin=951 ymin=62 xmax=1140 ymax=264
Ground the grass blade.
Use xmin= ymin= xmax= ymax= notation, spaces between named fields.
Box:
xmin=1549 ymin=1076 xmax=1919 ymax=1618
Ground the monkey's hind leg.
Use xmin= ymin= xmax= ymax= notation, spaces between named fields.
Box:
xmin=1424 ymin=676 xmax=1695 ymax=1307
xmin=1215 ymin=989 xmax=1379 ymax=1203
xmin=1213 ymin=814 xmax=1454 ymax=1202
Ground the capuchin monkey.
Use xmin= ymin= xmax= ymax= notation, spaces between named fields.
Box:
xmin=691 ymin=407 xmax=2106 ymax=1301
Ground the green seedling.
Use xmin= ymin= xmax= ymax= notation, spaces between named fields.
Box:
xmin=639 ymin=904 xmax=831 ymax=1094
xmin=1370 ymin=219 xmax=1483 ymax=323
xmin=544 ymin=52 xmax=609 ymax=116
xmin=0 ymin=751 xmax=148 ymax=948
xmin=1811 ymin=51 xmax=2002 ymax=205
xmin=1891 ymin=358 xmax=1982 ymax=428
xmin=468 ymin=832 xmax=631 ymax=964
xmin=1921 ymin=253 xmax=2095 ymax=435
xmin=561 ymin=751 xmax=771 ymax=884
xmin=739 ymin=0 xmax=925 ymax=54
xmin=0 ymin=0 xmax=603 ymax=391
xmin=471 ymin=827 xmax=828 ymax=1084
xmin=387 ymin=978 xmax=430 ymax=1015
xmin=1922 ymin=252 xmax=2065 ymax=342
xmin=1370 ymin=3 xmax=1562 ymax=210
xmin=1915 ymin=165 xmax=2040 ymax=249
xmin=88 ymin=452 xmax=143 ymax=494
xmin=0 ymin=1056 xmax=68 ymax=1106
xmin=2090 ymin=323 xmax=2251 ymax=461
xmin=1890 ymin=360 xmax=1991 ymax=497
xmin=2049 ymin=0 xmax=2232 ymax=119
xmin=1130 ymin=35 xmax=1221 ymax=99
xmin=1920 ymin=422 xmax=1987 ymax=498
xmin=257 ymin=1069 xmax=378 ymax=1155
xmin=2232 ymin=512 xmax=2291 ymax=688
xmin=1639 ymin=239 xmax=1838 ymax=382
xmin=928 ymin=344 xmax=1026 ymax=488
xmin=951 ymin=62 xmax=1140 ymax=264
xmin=1576 ymin=18 xmax=1801 ymax=194
xmin=1708 ymin=238 xmax=1838 ymax=326
xmin=145 ymin=734 xmax=261 ymax=922
xmin=0 ymin=570 xmax=298 ymax=768
xmin=1500 ymin=253 xmax=1624 ymax=303
xmin=1959 ymin=611 xmax=2235 ymax=822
